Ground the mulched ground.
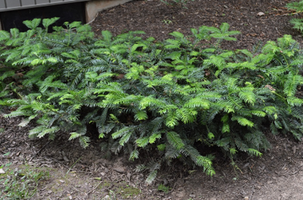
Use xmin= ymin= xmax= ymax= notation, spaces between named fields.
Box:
xmin=91 ymin=0 xmax=302 ymax=50
xmin=2 ymin=0 xmax=303 ymax=199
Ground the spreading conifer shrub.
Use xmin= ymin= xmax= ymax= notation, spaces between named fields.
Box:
xmin=1 ymin=18 xmax=303 ymax=183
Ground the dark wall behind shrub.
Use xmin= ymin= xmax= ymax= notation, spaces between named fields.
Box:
xmin=0 ymin=2 xmax=85 ymax=32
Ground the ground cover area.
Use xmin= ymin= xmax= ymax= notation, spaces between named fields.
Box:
xmin=2 ymin=0 xmax=303 ymax=199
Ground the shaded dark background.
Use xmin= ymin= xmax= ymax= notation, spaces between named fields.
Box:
xmin=0 ymin=2 xmax=86 ymax=32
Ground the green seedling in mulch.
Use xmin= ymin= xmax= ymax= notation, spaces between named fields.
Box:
xmin=158 ymin=184 xmax=170 ymax=193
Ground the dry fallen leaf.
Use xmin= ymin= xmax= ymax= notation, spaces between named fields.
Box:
xmin=265 ymin=84 xmax=276 ymax=91
xmin=67 ymin=194 xmax=72 ymax=200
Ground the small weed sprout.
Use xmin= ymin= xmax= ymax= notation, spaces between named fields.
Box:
xmin=162 ymin=19 xmax=173 ymax=25
xmin=158 ymin=184 xmax=170 ymax=193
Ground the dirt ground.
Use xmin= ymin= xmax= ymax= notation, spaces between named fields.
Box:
xmin=2 ymin=0 xmax=303 ymax=199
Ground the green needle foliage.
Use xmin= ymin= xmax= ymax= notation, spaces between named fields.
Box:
xmin=287 ymin=0 xmax=303 ymax=32
xmin=1 ymin=18 xmax=303 ymax=183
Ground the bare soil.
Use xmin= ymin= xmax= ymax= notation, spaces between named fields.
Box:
xmin=2 ymin=0 xmax=303 ymax=199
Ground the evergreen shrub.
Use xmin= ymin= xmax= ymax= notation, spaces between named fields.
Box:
xmin=287 ymin=0 xmax=303 ymax=32
xmin=1 ymin=18 xmax=303 ymax=183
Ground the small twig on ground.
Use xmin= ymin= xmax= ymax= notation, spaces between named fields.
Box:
xmin=275 ymin=27 xmax=282 ymax=36
xmin=87 ymin=181 xmax=103 ymax=196
xmin=66 ymin=157 xmax=82 ymax=176
xmin=29 ymin=140 xmax=51 ymax=161
xmin=249 ymin=181 xmax=256 ymax=200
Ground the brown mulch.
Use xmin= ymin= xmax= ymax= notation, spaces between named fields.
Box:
xmin=2 ymin=0 xmax=303 ymax=199
xmin=91 ymin=0 xmax=303 ymax=51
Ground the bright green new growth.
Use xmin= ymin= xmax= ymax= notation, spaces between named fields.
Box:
xmin=1 ymin=18 xmax=303 ymax=184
